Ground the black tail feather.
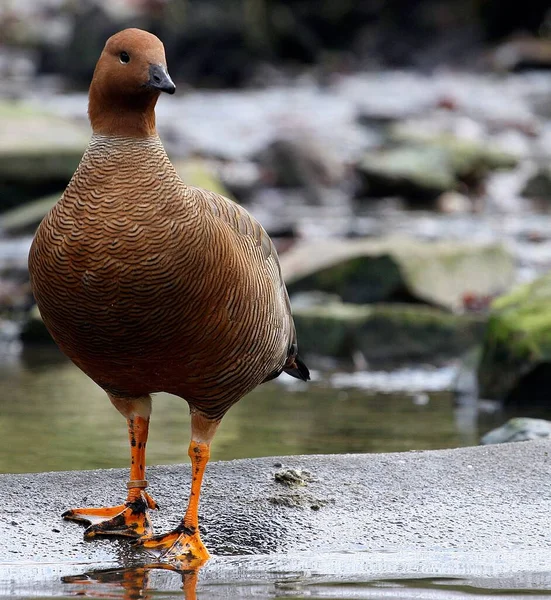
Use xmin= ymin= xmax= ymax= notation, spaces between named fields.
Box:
xmin=284 ymin=354 xmax=310 ymax=382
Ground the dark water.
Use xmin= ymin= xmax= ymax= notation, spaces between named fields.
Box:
xmin=0 ymin=346 xmax=502 ymax=475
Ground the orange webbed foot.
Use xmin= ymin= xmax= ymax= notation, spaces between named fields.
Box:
xmin=137 ymin=523 xmax=209 ymax=565
xmin=63 ymin=491 xmax=158 ymax=539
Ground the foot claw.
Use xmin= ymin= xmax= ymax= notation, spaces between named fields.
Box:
xmin=137 ymin=526 xmax=209 ymax=565
xmin=63 ymin=491 xmax=158 ymax=539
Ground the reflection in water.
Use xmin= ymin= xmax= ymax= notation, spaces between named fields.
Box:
xmin=63 ymin=563 xmax=200 ymax=600
xmin=59 ymin=555 xmax=551 ymax=600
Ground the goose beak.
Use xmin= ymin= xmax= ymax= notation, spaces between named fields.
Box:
xmin=148 ymin=63 xmax=176 ymax=94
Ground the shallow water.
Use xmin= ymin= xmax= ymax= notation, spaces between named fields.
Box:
xmin=0 ymin=345 xmax=503 ymax=474
xmin=3 ymin=550 xmax=551 ymax=599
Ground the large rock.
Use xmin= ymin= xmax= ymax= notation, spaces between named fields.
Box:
xmin=0 ymin=101 xmax=89 ymax=211
xmin=358 ymin=146 xmax=456 ymax=198
xmin=481 ymin=418 xmax=551 ymax=444
xmin=0 ymin=193 xmax=60 ymax=235
xmin=1 ymin=442 xmax=551 ymax=596
xmin=256 ymin=137 xmax=345 ymax=204
xmin=294 ymin=301 xmax=484 ymax=363
xmin=522 ymin=167 xmax=551 ymax=200
xmin=358 ymin=130 xmax=518 ymax=199
xmin=282 ymin=236 xmax=515 ymax=311
xmin=21 ymin=296 xmax=484 ymax=362
xmin=391 ymin=129 xmax=519 ymax=177
xmin=478 ymin=273 xmax=551 ymax=405
xmin=172 ymin=158 xmax=235 ymax=201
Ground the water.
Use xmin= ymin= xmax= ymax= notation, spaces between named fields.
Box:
xmin=0 ymin=345 xmax=499 ymax=475
xmin=4 ymin=550 xmax=551 ymax=598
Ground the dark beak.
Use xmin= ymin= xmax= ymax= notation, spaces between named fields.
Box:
xmin=148 ymin=63 xmax=176 ymax=94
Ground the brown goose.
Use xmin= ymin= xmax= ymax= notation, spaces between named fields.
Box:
xmin=28 ymin=28 xmax=309 ymax=563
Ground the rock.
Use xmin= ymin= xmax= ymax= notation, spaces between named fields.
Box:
xmin=274 ymin=468 xmax=312 ymax=486
xmin=522 ymin=167 xmax=551 ymax=199
xmin=491 ymin=36 xmax=551 ymax=71
xmin=481 ymin=418 xmax=551 ymax=445
xmin=436 ymin=191 xmax=473 ymax=214
xmin=0 ymin=192 xmax=59 ymax=235
xmin=392 ymin=130 xmax=519 ymax=175
xmin=216 ymin=159 xmax=263 ymax=200
xmin=172 ymin=158 xmax=235 ymax=201
xmin=282 ymin=236 xmax=515 ymax=311
xmin=358 ymin=146 xmax=455 ymax=199
xmin=256 ymin=137 xmax=345 ymax=204
xmin=21 ymin=295 xmax=484 ymax=362
xmin=358 ymin=131 xmax=518 ymax=201
xmin=478 ymin=272 xmax=551 ymax=405
xmin=293 ymin=301 xmax=485 ymax=363
xmin=0 ymin=101 xmax=88 ymax=211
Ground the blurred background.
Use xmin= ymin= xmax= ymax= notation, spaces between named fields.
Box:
xmin=1 ymin=0 xmax=551 ymax=474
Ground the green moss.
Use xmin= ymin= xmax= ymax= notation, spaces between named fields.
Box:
xmin=478 ymin=272 xmax=551 ymax=400
xmin=293 ymin=303 xmax=371 ymax=358
xmin=1 ymin=193 xmax=59 ymax=233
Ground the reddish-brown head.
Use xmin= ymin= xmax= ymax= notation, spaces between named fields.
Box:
xmin=88 ymin=28 xmax=175 ymax=138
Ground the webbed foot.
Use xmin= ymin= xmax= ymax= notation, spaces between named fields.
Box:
xmin=137 ymin=523 xmax=209 ymax=565
xmin=62 ymin=491 xmax=158 ymax=539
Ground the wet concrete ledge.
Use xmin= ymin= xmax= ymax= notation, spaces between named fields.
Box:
xmin=1 ymin=440 xmax=551 ymax=594
xmin=2 ymin=439 xmax=551 ymax=562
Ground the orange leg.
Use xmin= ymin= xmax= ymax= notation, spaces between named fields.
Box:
xmin=139 ymin=412 xmax=219 ymax=564
xmin=63 ymin=395 xmax=158 ymax=539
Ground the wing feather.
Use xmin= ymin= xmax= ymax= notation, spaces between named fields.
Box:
xmin=190 ymin=187 xmax=308 ymax=381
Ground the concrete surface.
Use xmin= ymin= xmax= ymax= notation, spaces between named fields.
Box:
xmin=1 ymin=441 xmax=551 ymax=595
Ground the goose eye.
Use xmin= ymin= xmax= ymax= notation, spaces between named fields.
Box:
xmin=119 ymin=51 xmax=130 ymax=64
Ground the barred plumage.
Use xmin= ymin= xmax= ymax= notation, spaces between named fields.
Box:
xmin=30 ymin=134 xmax=305 ymax=417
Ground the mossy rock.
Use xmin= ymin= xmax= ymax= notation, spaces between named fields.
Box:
xmin=293 ymin=301 xmax=485 ymax=363
xmin=0 ymin=193 xmax=60 ymax=234
xmin=359 ymin=129 xmax=518 ymax=199
xmin=173 ymin=158 xmax=235 ymax=201
xmin=0 ymin=100 xmax=89 ymax=211
xmin=282 ymin=236 xmax=515 ymax=311
xmin=478 ymin=273 xmax=551 ymax=404
xmin=358 ymin=146 xmax=456 ymax=198
xmin=292 ymin=302 xmax=371 ymax=358
xmin=391 ymin=129 xmax=518 ymax=176
xmin=0 ymin=151 xmax=82 ymax=184
xmin=481 ymin=418 xmax=551 ymax=445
